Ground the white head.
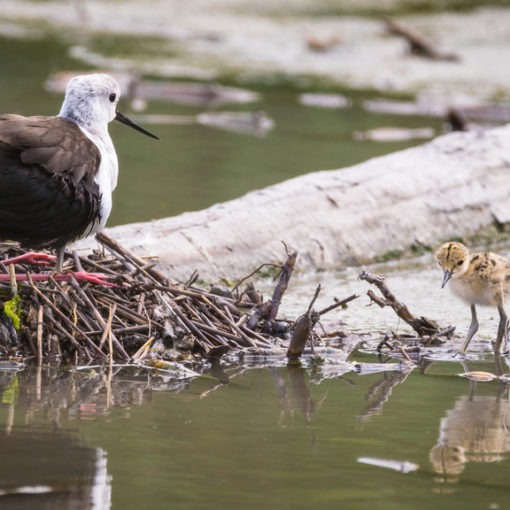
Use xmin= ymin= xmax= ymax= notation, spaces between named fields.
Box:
xmin=58 ymin=73 xmax=159 ymax=140
xmin=58 ymin=73 xmax=120 ymax=131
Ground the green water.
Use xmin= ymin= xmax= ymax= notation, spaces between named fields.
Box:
xmin=0 ymin=33 xmax=443 ymax=226
xmin=1 ymin=360 xmax=510 ymax=509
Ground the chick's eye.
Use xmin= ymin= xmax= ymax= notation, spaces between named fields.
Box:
xmin=109 ymin=93 xmax=116 ymax=103
xmin=457 ymin=260 xmax=464 ymax=266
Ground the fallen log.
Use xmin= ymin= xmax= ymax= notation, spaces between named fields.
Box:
xmin=75 ymin=124 xmax=510 ymax=280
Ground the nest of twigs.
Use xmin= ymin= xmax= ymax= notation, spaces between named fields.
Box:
xmin=0 ymin=234 xmax=275 ymax=362
xmin=0 ymin=233 xmax=357 ymax=364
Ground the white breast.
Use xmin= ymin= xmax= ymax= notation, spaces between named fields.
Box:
xmin=78 ymin=125 xmax=119 ymax=234
xmin=450 ymin=277 xmax=496 ymax=307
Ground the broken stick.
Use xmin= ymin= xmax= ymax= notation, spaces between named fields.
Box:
xmin=384 ymin=16 xmax=459 ymax=62
xmin=359 ymin=270 xmax=452 ymax=338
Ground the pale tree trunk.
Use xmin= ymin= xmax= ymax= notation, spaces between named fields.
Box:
xmin=76 ymin=124 xmax=510 ymax=281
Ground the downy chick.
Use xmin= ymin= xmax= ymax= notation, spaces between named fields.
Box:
xmin=435 ymin=242 xmax=510 ymax=354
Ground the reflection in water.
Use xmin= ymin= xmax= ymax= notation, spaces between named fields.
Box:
xmin=0 ymin=367 xmax=112 ymax=508
xmin=270 ymin=365 xmax=328 ymax=431
xmin=0 ymin=427 xmax=110 ymax=508
xmin=4 ymin=359 xmax=510 ymax=508
xmin=356 ymin=369 xmax=412 ymax=422
xmin=14 ymin=366 xmax=157 ymax=423
xmin=430 ymin=386 xmax=510 ymax=483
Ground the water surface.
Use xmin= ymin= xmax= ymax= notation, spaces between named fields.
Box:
xmin=1 ymin=359 xmax=510 ymax=509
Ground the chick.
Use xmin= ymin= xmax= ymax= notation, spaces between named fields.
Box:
xmin=435 ymin=242 xmax=510 ymax=354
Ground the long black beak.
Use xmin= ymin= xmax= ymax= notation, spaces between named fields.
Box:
xmin=441 ymin=270 xmax=452 ymax=288
xmin=115 ymin=111 xmax=159 ymax=140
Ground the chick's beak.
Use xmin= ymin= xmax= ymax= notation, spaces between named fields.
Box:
xmin=441 ymin=270 xmax=453 ymax=288
xmin=115 ymin=111 xmax=159 ymax=140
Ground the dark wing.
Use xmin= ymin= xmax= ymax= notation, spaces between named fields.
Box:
xmin=0 ymin=115 xmax=102 ymax=249
xmin=0 ymin=115 xmax=101 ymax=185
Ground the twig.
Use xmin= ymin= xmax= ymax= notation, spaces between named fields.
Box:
xmin=359 ymin=270 xmax=446 ymax=337
xmin=8 ymin=264 xmax=17 ymax=298
xmin=97 ymin=232 xmax=175 ymax=285
xmin=108 ymin=305 xmax=114 ymax=368
xmin=69 ymin=278 xmax=130 ymax=360
xmin=384 ymin=16 xmax=459 ymax=61
xmin=264 ymin=250 xmax=298 ymax=333
xmin=318 ymin=293 xmax=359 ymax=316
xmin=36 ymin=305 xmax=43 ymax=362
xmin=287 ymin=284 xmax=321 ymax=360
xmin=231 ymin=263 xmax=282 ymax=294
xmin=100 ymin=303 xmax=117 ymax=349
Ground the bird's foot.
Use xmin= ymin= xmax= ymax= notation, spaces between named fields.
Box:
xmin=0 ymin=272 xmax=119 ymax=287
xmin=64 ymin=272 xmax=120 ymax=287
xmin=2 ymin=252 xmax=57 ymax=267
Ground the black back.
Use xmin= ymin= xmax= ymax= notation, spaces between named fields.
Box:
xmin=0 ymin=115 xmax=102 ymax=249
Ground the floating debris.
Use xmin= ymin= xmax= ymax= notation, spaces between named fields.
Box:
xmin=196 ymin=111 xmax=274 ymax=137
xmin=353 ymin=127 xmax=435 ymax=142
xmin=363 ymin=96 xmax=510 ymax=126
xmin=46 ymin=71 xmax=260 ymax=107
xmin=363 ymin=98 xmax=446 ymax=117
xmin=357 ymin=456 xmax=419 ymax=473
xmin=459 ymin=371 xmax=498 ymax=382
xmin=123 ymin=114 xmax=196 ymax=126
xmin=299 ymin=93 xmax=352 ymax=109
xmin=0 ymin=485 xmax=54 ymax=497
xmin=124 ymin=111 xmax=274 ymax=137
xmin=355 ymin=362 xmax=414 ymax=375
xmin=0 ymin=360 xmax=24 ymax=371
xmin=143 ymin=360 xmax=200 ymax=378
xmin=306 ymin=34 xmax=342 ymax=52
xmin=136 ymin=81 xmax=260 ymax=107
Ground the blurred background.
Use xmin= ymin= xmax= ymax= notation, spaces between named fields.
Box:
xmin=4 ymin=0 xmax=509 ymax=227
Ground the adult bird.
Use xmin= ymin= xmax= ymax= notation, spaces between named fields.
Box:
xmin=0 ymin=73 xmax=158 ymax=274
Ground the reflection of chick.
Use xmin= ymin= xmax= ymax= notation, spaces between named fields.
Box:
xmin=429 ymin=444 xmax=466 ymax=479
xmin=435 ymin=242 xmax=510 ymax=353
xmin=429 ymin=395 xmax=510 ymax=480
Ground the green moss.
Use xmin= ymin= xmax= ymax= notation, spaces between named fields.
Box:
xmin=256 ymin=264 xmax=282 ymax=279
xmin=1 ymin=377 xmax=18 ymax=405
xmin=410 ymin=243 xmax=433 ymax=256
xmin=282 ymin=0 xmax=510 ymax=18
xmin=378 ymin=249 xmax=403 ymax=262
xmin=3 ymin=294 xmax=21 ymax=330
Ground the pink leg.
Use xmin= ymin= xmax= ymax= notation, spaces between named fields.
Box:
xmin=2 ymin=252 xmax=57 ymax=267
xmin=0 ymin=272 xmax=120 ymax=287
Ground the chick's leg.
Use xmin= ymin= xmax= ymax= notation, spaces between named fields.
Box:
xmin=495 ymin=305 xmax=509 ymax=354
xmin=460 ymin=304 xmax=478 ymax=354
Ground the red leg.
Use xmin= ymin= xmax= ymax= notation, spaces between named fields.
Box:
xmin=0 ymin=272 xmax=120 ymax=287
xmin=2 ymin=252 xmax=57 ymax=267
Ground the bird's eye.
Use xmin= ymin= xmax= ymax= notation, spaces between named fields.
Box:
xmin=109 ymin=93 xmax=117 ymax=103
xmin=457 ymin=260 xmax=464 ymax=266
